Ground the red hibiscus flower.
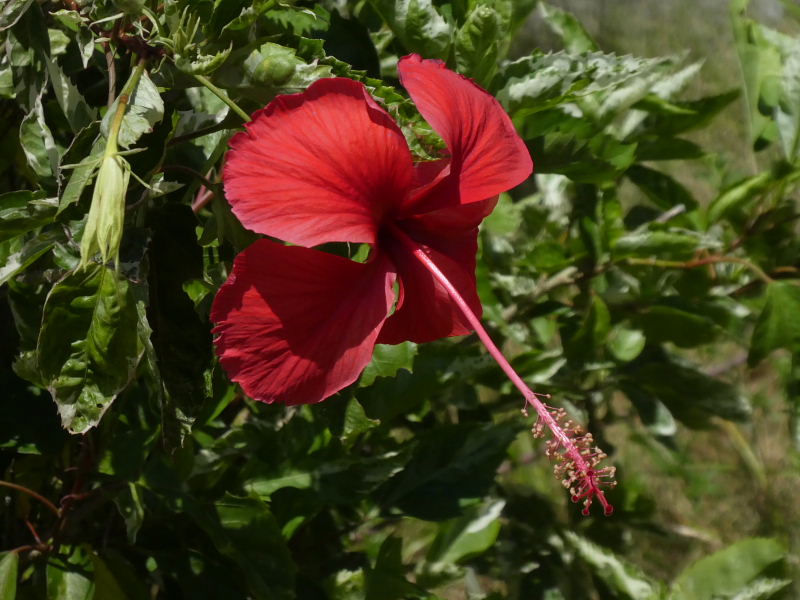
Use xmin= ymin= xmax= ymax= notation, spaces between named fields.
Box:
xmin=211 ymin=55 xmax=615 ymax=515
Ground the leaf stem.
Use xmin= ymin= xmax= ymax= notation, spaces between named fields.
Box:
xmin=624 ymin=254 xmax=774 ymax=284
xmin=390 ymin=225 xmax=615 ymax=516
xmin=0 ymin=480 xmax=60 ymax=517
xmin=193 ymin=74 xmax=251 ymax=123
xmin=106 ymin=57 xmax=147 ymax=156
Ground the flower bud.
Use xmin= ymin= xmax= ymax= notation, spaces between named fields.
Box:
xmin=79 ymin=153 xmax=130 ymax=269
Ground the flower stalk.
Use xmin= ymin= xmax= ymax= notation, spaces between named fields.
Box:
xmin=79 ymin=58 xmax=146 ymax=269
xmin=390 ymin=224 xmax=616 ymax=516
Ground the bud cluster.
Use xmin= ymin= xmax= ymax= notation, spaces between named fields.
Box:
xmin=523 ymin=402 xmax=617 ymax=516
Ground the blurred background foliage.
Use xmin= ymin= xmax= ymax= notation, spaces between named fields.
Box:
xmin=1 ymin=0 xmax=799 ymax=598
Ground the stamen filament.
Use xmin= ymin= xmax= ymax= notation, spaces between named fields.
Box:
xmin=390 ymin=224 xmax=615 ymax=516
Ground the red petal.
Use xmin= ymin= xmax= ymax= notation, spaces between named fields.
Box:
xmin=377 ymin=218 xmax=485 ymax=344
xmin=211 ymin=240 xmax=395 ymax=404
xmin=223 ymin=78 xmax=414 ymax=247
xmin=398 ymin=54 xmax=532 ymax=212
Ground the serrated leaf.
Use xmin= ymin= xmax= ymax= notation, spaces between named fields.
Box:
xmin=101 ymin=71 xmax=164 ymax=149
xmin=341 ymin=398 xmax=380 ymax=446
xmin=36 ymin=265 xmax=144 ymax=433
xmin=538 ymin=2 xmax=598 ymax=53
xmin=0 ymin=552 xmax=18 ymax=600
xmin=565 ymin=532 xmax=662 ymax=600
xmin=369 ymin=0 xmax=453 ymax=59
xmin=455 ymin=2 xmax=507 ymax=86
xmin=360 ymin=342 xmax=417 ymax=387
xmin=730 ymin=578 xmax=791 ymax=600
xmin=641 ymin=90 xmax=739 ymax=136
xmin=749 ymin=281 xmax=800 ymax=366
xmin=671 ymin=538 xmax=785 ymax=600
xmin=499 ymin=51 xmax=676 ymax=119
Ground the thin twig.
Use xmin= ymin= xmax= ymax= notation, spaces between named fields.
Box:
xmin=0 ymin=481 xmax=60 ymax=517
xmin=625 ymin=255 xmax=774 ymax=284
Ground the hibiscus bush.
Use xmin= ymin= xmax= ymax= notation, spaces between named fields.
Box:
xmin=1 ymin=0 xmax=799 ymax=598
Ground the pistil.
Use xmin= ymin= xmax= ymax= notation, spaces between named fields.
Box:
xmin=389 ymin=224 xmax=616 ymax=516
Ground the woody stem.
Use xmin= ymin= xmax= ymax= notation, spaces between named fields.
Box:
xmin=389 ymin=225 xmax=613 ymax=515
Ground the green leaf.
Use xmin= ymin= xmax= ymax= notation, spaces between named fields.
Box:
xmin=566 ymin=294 xmax=611 ymax=360
xmin=244 ymin=469 xmax=313 ymax=498
xmin=538 ymin=2 xmax=598 ymax=53
xmin=565 ymin=532 xmax=662 ymax=600
xmin=707 ymin=172 xmax=773 ymax=223
xmin=101 ymin=71 xmax=164 ymax=149
xmin=369 ymin=0 xmax=453 ymax=59
xmin=671 ymin=538 xmax=785 ymax=600
xmin=112 ymin=483 xmax=145 ymax=544
xmin=0 ymin=56 xmax=13 ymax=99
xmin=732 ymin=10 xmax=800 ymax=158
xmin=625 ymin=359 xmax=751 ymax=427
xmin=20 ymin=93 xmax=60 ymax=182
xmin=626 ymin=164 xmax=697 ymax=210
xmin=636 ymin=137 xmax=704 ymax=161
xmin=341 ymin=397 xmax=380 ymax=447
xmin=614 ymin=230 xmax=702 ymax=259
xmin=729 ymin=578 xmax=791 ymax=600
xmin=426 ymin=499 xmax=505 ymax=565
xmin=200 ymin=495 xmax=296 ymax=599
xmin=45 ymin=59 xmax=96 ymax=132
xmin=0 ymin=229 xmax=55 ymax=286
xmin=641 ymin=90 xmax=739 ymax=136
xmin=378 ymin=422 xmax=520 ymax=520
xmin=749 ymin=281 xmax=800 ymax=366
xmin=360 ymin=342 xmax=417 ymax=387
xmin=47 ymin=546 xmax=95 ymax=600
xmin=0 ymin=0 xmax=33 ymax=30
xmin=0 ymin=552 xmax=18 ymax=600
xmin=454 ymin=2 xmax=508 ymax=86
xmin=633 ymin=305 xmax=721 ymax=348
xmin=91 ymin=552 xmax=148 ymax=600
xmin=607 ymin=325 xmax=646 ymax=362
xmin=59 ymin=134 xmax=104 ymax=214
xmin=36 ymin=265 xmax=144 ymax=433
xmin=365 ymin=536 xmax=434 ymax=600
xmin=0 ymin=190 xmax=57 ymax=242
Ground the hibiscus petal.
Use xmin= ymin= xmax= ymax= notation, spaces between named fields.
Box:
xmin=377 ymin=223 xmax=483 ymax=345
xmin=223 ymin=78 xmax=414 ymax=247
xmin=211 ymin=239 xmax=395 ymax=404
xmin=398 ymin=54 xmax=533 ymax=211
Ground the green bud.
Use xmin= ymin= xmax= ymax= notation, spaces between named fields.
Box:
xmin=245 ymin=44 xmax=298 ymax=86
xmin=79 ymin=153 xmax=130 ymax=269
